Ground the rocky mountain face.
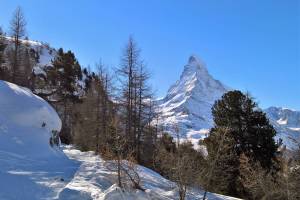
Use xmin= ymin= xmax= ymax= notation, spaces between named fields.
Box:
xmin=265 ymin=107 xmax=300 ymax=150
xmin=157 ymin=55 xmax=299 ymax=150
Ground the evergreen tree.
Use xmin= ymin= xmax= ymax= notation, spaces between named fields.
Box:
xmin=210 ymin=90 xmax=278 ymax=169
xmin=203 ymin=90 xmax=279 ymax=197
xmin=46 ymin=48 xmax=82 ymax=143
xmin=50 ymin=48 xmax=82 ymax=102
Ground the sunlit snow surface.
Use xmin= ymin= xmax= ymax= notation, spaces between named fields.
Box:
xmin=60 ymin=146 xmax=241 ymax=200
xmin=0 ymin=81 xmax=78 ymax=199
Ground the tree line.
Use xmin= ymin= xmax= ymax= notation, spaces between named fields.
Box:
xmin=0 ymin=6 xmax=299 ymax=200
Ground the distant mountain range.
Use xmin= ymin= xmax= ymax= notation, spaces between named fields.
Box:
xmin=156 ymin=55 xmax=300 ymax=150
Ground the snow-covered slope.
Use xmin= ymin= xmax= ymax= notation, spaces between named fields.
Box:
xmin=60 ymin=146 xmax=240 ymax=200
xmin=157 ymin=55 xmax=228 ymax=146
xmin=4 ymin=37 xmax=56 ymax=76
xmin=0 ymin=80 xmax=62 ymax=157
xmin=157 ymin=55 xmax=300 ymax=150
xmin=265 ymin=107 xmax=300 ymax=150
xmin=0 ymin=80 xmax=78 ymax=199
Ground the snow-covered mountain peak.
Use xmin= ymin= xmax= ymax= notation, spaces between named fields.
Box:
xmin=187 ymin=54 xmax=207 ymax=71
xmin=181 ymin=54 xmax=208 ymax=81
xmin=157 ymin=55 xmax=229 ymax=147
xmin=164 ymin=55 xmax=227 ymax=103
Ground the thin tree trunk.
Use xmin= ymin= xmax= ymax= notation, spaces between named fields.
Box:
xmin=95 ymin=81 xmax=101 ymax=154
xmin=117 ymin=155 xmax=122 ymax=188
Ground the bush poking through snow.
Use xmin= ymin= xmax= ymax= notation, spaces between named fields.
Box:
xmin=49 ymin=130 xmax=60 ymax=147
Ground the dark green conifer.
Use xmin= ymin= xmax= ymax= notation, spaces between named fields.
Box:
xmin=210 ymin=90 xmax=278 ymax=169
xmin=204 ymin=90 xmax=278 ymax=197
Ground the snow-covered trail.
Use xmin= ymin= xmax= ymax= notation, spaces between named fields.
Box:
xmin=60 ymin=146 xmax=241 ymax=200
xmin=0 ymin=154 xmax=78 ymax=200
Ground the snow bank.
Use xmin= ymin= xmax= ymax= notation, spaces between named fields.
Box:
xmin=0 ymin=81 xmax=61 ymax=131
xmin=0 ymin=81 xmax=78 ymax=200
xmin=0 ymin=81 xmax=62 ymax=158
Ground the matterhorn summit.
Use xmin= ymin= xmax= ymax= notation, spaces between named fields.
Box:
xmin=157 ymin=55 xmax=229 ymax=146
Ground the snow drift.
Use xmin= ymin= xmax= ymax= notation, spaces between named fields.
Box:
xmin=0 ymin=80 xmax=78 ymax=200
xmin=0 ymin=80 xmax=61 ymax=157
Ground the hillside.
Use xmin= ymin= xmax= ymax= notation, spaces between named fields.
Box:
xmin=0 ymin=80 xmax=240 ymax=200
xmin=3 ymin=37 xmax=56 ymax=76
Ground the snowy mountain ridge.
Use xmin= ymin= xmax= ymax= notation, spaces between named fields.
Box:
xmin=157 ymin=55 xmax=300 ymax=150
xmin=265 ymin=106 xmax=300 ymax=149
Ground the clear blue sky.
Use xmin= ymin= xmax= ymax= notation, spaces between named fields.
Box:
xmin=0 ymin=0 xmax=299 ymax=110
